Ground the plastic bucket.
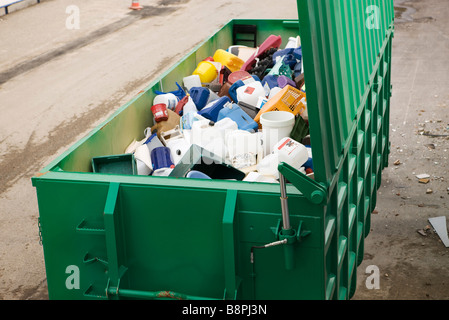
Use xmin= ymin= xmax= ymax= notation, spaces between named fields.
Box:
xmin=260 ymin=111 xmax=295 ymax=156
xmin=192 ymin=61 xmax=218 ymax=84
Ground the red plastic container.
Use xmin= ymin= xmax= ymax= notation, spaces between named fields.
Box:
xmin=151 ymin=103 xmax=169 ymax=122
xmin=240 ymin=35 xmax=283 ymax=72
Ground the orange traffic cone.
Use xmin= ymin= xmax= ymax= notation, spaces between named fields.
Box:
xmin=130 ymin=0 xmax=143 ymax=10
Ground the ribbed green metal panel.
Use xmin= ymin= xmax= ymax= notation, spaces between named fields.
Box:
xmin=297 ymin=0 xmax=394 ymax=299
xmin=298 ymin=0 xmax=393 ymax=187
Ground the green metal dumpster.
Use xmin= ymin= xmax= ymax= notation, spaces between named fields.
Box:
xmin=32 ymin=0 xmax=394 ymax=300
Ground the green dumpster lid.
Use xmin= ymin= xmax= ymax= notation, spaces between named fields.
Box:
xmin=296 ymin=0 xmax=394 ymax=187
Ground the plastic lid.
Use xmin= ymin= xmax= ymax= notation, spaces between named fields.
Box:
xmin=228 ymin=70 xmax=251 ymax=85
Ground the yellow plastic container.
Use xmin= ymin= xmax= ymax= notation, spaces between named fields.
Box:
xmin=254 ymin=85 xmax=307 ymax=125
xmin=213 ymin=49 xmax=245 ymax=73
xmin=192 ymin=61 xmax=218 ymax=84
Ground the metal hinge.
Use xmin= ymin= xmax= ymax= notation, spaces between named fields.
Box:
xmin=278 ymin=162 xmax=328 ymax=206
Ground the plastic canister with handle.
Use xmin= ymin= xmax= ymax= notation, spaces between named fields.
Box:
xmin=228 ymin=75 xmax=260 ymax=102
xmin=217 ymin=103 xmax=259 ymax=132
xmin=226 ymin=130 xmax=263 ymax=168
xmin=183 ymin=75 xmax=202 ymax=92
xmin=273 ymin=137 xmax=309 ymax=172
xmin=153 ymin=93 xmax=179 ymax=111
xmin=236 ymin=81 xmax=266 ymax=108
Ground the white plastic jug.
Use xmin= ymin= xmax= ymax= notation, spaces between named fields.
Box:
xmin=183 ymin=96 xmax=198 ymax=114
xmin=214 ymin=118 xmax=238 ymax=139
xmin=285 ymin=36 xmax=301 ymax=49
xmin=191 ymin=120 xmax=222 ymax=148
xmin=190 ymin=118 xmax=239 ymax=160
xmin=226 ymin=130 xmax=263 ymax=168
xmin=257 ymin=153 xmax=280 ymax=180
xmin=145 ymin=133 xmax=164 ymax=154
xmin=236 ymin=81 xmax=266 ymax=107
xmin=183 ymin=75 xmax=202 ymax=92
xmin=165 ymin=138 xmax=192 ymax=165
xmin=273 ymin=137 xmax=309 ymax=171
xmin=207 ymin=89 xmax=220 ymax=105
xmin=268 ymin=87 xmax=282 ymax=99
xmin=203 ymin=138 xmax=227 ymax=160
xmin=153 ymin=93 xmax=179 ymax=111
xmin=160 ymin=126 xmax=191 ymax=165
xmin=136 ymin=159 xmax=152 ymax=176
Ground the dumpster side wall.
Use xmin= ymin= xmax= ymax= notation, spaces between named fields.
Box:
xmin=34 ymin=176 xmax=325 ymax=300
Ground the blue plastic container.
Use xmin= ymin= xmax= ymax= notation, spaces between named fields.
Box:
xmin=228 ymin=75 xmax=260 ymax=102
xmin=293 ymin=62 xmax=302 ymax=78
xmin=154 ymin=82 xmax=186 ymax=101
xmin=272 ymin=48 xmax=293 ymax=62
xmin=304 ymin=145 xmax=313 ymax=170
xmin=293 ymin=47 xmax=302 ymax=60
xmin=197 ymin=96 xmax=231 ymax=122
xmin=144 ymin=133 xmax=164 ymax=153
xmin=217 ymin=103 xmax=258 ymax=132
xmin=261 ymin=75 xmax=279 ymax=90
xmin=272 ymin=48 xmax=299 ymax=69
xmin=150 ymin=147 xmax=174 ymax=171
xmin=189 ymin=87 xmax=210 ymax=110
xmin=186 ymin=170 xmax=212 ymax=180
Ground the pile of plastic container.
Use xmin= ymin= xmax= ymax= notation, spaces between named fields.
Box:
xmin=120 ymin=34 xmax=313 ymax=183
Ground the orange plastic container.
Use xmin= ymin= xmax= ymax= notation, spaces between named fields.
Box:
xmin=254 ymin=85 xmax=307 ymax=125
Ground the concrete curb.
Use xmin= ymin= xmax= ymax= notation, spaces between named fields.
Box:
xmin=0 ymin=0 xmax=43 ymax=17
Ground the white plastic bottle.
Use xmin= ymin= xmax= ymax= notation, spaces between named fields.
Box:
xmin=257 ymin=153 xmax=280 ymax=179
xmin=273 ymin=137 xmax=308 ymax=171
xmin=285 ymin=36 xmax=301 ymax=49
xmin=226 ymin=130 xmax=263 ymax=168
xmin=153 ymin=93 xmax=179 ymax=111
xmin=236 ymin=81 xmax=266 ymax=107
